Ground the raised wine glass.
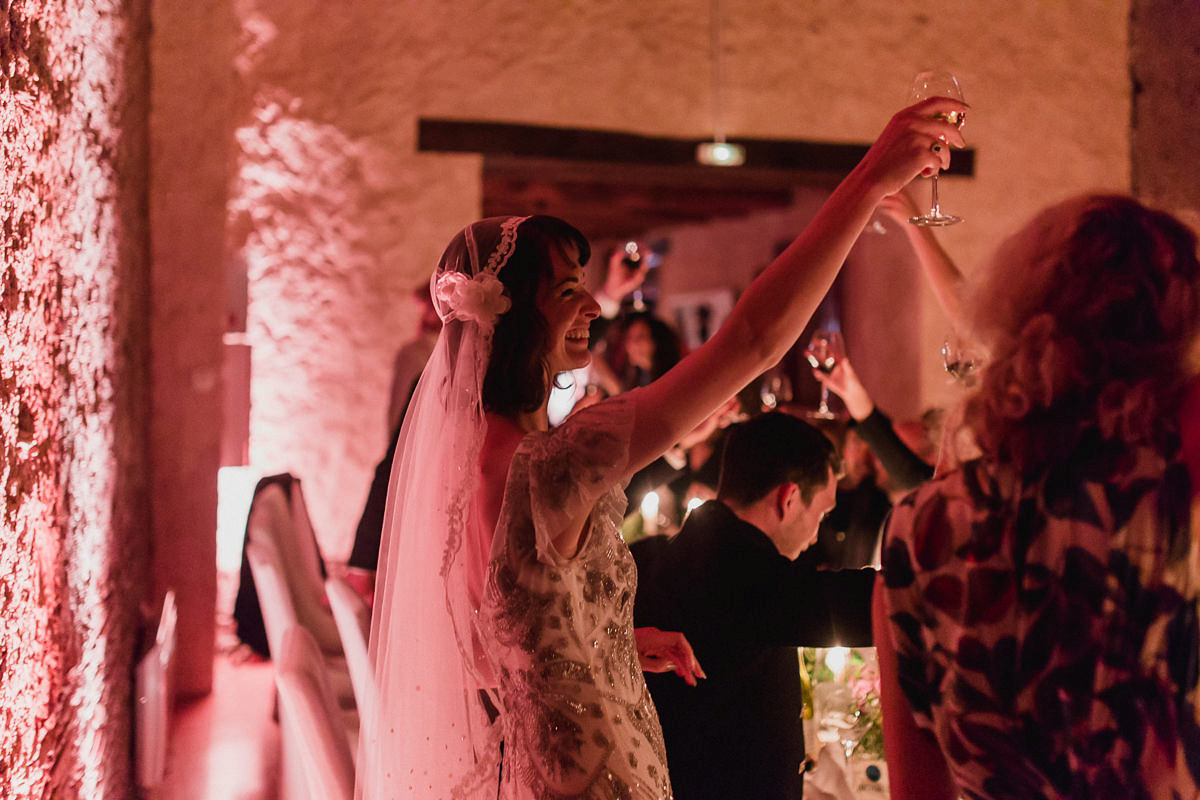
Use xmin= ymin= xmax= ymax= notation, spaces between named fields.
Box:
xmin=804 ymin=330 xmax=845 ymax=419
xmin=908 ymin=70 xmax=966 ymax=226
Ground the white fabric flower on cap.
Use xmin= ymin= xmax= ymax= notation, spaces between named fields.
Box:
xmin=435 ymin=270 xmax=511 ymax=332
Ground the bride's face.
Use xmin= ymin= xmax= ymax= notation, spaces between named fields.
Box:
xmin=537 ymin=241 xmax=600 ymax=377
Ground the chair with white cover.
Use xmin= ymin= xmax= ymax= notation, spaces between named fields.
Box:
xmin=244 ymin=477 xmax=343 ymax=656
xmin=244 ymin=538 xmax=300 ymax=661
xmin=325 ymin=576 xmax=377 ymax=736
xmin=275 ymin=624 xmax=357 ymax=800
xmin=135 ymin=589 xmax=178 ymax=793
xmin=246 ymin=536 xmax=356 ymax=711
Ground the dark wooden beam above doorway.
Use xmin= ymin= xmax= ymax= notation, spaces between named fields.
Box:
xmin=418 ymin=118 xmax=975 ymax=243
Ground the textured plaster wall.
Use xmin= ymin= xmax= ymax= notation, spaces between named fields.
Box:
xmin=230 ymin=0 xmax=1132 ymax=556
xmin=1 ymin=1 xmax=151 ymax=797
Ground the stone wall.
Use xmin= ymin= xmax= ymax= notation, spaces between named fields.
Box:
xmin=229 ymin=0 xmax=1133 ymax=556
xmin=0 ymin=1 xmax=151 ymax=797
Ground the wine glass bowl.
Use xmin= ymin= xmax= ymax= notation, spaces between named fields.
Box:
xmin=908 ymin=70 xmax=966 ymax=227
xmin=759 ymin=370 xmax=794 ymax=411
xmin=804 ymin=330 xmax=845 ymax=419
xmin=941 ymin=333 xmax=983 ymax=386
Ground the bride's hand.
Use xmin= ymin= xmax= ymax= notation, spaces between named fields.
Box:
xmin=634 ymin=626 xmax=706 ymax=686
xmin=856 ymin=97 xmax=967 ymax=195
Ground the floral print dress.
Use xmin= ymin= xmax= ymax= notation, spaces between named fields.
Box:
xmin=880 ymin=436 xmax=1200 ymax=799
xmin=480 ymin=393 xmax=672 ymax=800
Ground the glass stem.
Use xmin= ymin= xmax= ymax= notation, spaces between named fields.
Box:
xmin=929 ymin=174 xmax=941 ymax=216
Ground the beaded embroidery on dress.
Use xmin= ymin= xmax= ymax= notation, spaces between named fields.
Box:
xmin=480 ymin=391 xmax=672 ymax=800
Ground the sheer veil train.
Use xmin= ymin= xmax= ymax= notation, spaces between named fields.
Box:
xmin=357 ymin=217 xmax=529 ymax=799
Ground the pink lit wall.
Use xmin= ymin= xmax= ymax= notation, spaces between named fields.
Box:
xmin=1 ymin=1 xmax=151 ymax=797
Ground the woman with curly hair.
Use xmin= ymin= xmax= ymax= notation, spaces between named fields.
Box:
xmin=875 ymin=194 xmax=1200 ymax=799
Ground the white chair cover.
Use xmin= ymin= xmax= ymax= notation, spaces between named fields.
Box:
xmin=276 ymin=624 xmax=357 ymax=800
xmin=325 ymin=576 xmax=378 ymax=736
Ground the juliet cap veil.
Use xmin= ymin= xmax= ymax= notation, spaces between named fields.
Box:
xmin=357 ymin=216 xmax=529 ymax=799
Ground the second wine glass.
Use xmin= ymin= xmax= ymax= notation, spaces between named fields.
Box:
xmin=908 ymin=70 xmax=966 ymax=227
xmin=942 ymin=331 xmax=984 ymax=386
xmin=804 ymin=330 xmax=845 ymax=419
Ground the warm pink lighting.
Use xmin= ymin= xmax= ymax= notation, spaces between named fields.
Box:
xmin=3 ymin=2 xmax=149 ymax=797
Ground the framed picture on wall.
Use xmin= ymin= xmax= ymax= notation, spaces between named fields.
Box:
xmin=665 ymin=288 xmax=736 ymax=350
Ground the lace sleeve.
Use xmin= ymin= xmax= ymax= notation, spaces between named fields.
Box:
xmin=522 ymin=391 xmax=638 ymax=566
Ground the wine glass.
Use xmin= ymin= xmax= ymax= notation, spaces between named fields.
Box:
xmin=804 ymin=330 xmax=845 ymax=419
xmin=813 ymin=682 xmax=866 ymax=760
xmin=941 ymin=332 xmax=983 ymax=386
xmin=907 ymin=70 xmax=966 ymax=227
xmin=759 ymin=369 xmax=794 ymax=410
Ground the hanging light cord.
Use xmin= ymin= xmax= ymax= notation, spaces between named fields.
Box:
xmin=709 ymin=0 xmax=725 ymax=144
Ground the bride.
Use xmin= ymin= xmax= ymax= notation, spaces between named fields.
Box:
xmin=357 ymin=96 xmax=965 ymax=799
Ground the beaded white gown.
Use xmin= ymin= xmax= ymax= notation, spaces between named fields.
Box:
xmin=479 ymin=393 xmax=672 ymax=800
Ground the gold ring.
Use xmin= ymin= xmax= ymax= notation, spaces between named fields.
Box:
xmin=931 ymin=142 xmax=944 ymax=153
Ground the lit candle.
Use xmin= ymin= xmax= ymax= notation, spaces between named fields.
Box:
xmin=641 ymin=490 xmax=660 ymax=536
xmin=825 ymin=646 xmax=848 ymax=683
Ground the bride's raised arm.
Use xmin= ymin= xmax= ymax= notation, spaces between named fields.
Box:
xmin=623 ymin=97 xmax=966 ymax=477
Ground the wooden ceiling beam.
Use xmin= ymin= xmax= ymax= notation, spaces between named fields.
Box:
xmin=424 ymin=118 xmax=976 ymax=242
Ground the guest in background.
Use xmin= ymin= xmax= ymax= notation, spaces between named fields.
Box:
xmin=813 ymin=355 xmax=935 ymax=494
xmin=590 ymin=239 xmax=653 ymax=346
xmin=637 ymin=412 xmax=876 ymax=800
xmin=798 ymin=424 xmax=893 ymax=570
xmin=344 ymin=284 xmax=441 ymax=604
xmin=875 ymin=194 xmax=1200 ymax=799
xmin=386 ymin=283 xmax=442 ymax=434
xmin=624 ymin=394 xmax=745 ymax=527
xmin=795 ymin=355 xmax=939 ymax=571
xmin=608 ymin=310 xmax=686 ymax=389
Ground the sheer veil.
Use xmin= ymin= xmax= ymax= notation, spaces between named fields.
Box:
xmin=357 ymin=216 xmax=529 ymax=799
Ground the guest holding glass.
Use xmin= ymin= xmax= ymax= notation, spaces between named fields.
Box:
xmin=813 ymin=355 xmax=935 ymax=495
xmin=874 ymin=194 xmax=1200 ymax=799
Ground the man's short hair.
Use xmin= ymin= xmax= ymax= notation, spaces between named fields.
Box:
xmin=716 ymin=412 xmax=842 ymax=506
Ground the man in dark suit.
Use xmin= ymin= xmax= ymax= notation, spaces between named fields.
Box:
xmin=634 ymin=412 xmax=876 ymax=800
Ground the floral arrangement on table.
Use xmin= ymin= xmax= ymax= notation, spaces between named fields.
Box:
xmin=801 ymin=646 xmax=884 ymax=759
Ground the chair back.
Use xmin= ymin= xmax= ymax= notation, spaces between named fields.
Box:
xmin=275 ymin=625 xmax=356 ymax=800
xmin=325 ymin=576 xmax=377 ymax=736
xmin=245 ymin=538 xmax=300 ymax=659
xmin=245 ymin=479 xmax=342 ymax=654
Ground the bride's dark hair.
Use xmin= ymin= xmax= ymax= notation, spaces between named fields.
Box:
xmin=484 ymin=215 xmax=591 ymax=416
xmin=965 ymin=194 xmax=1199 ymax=474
